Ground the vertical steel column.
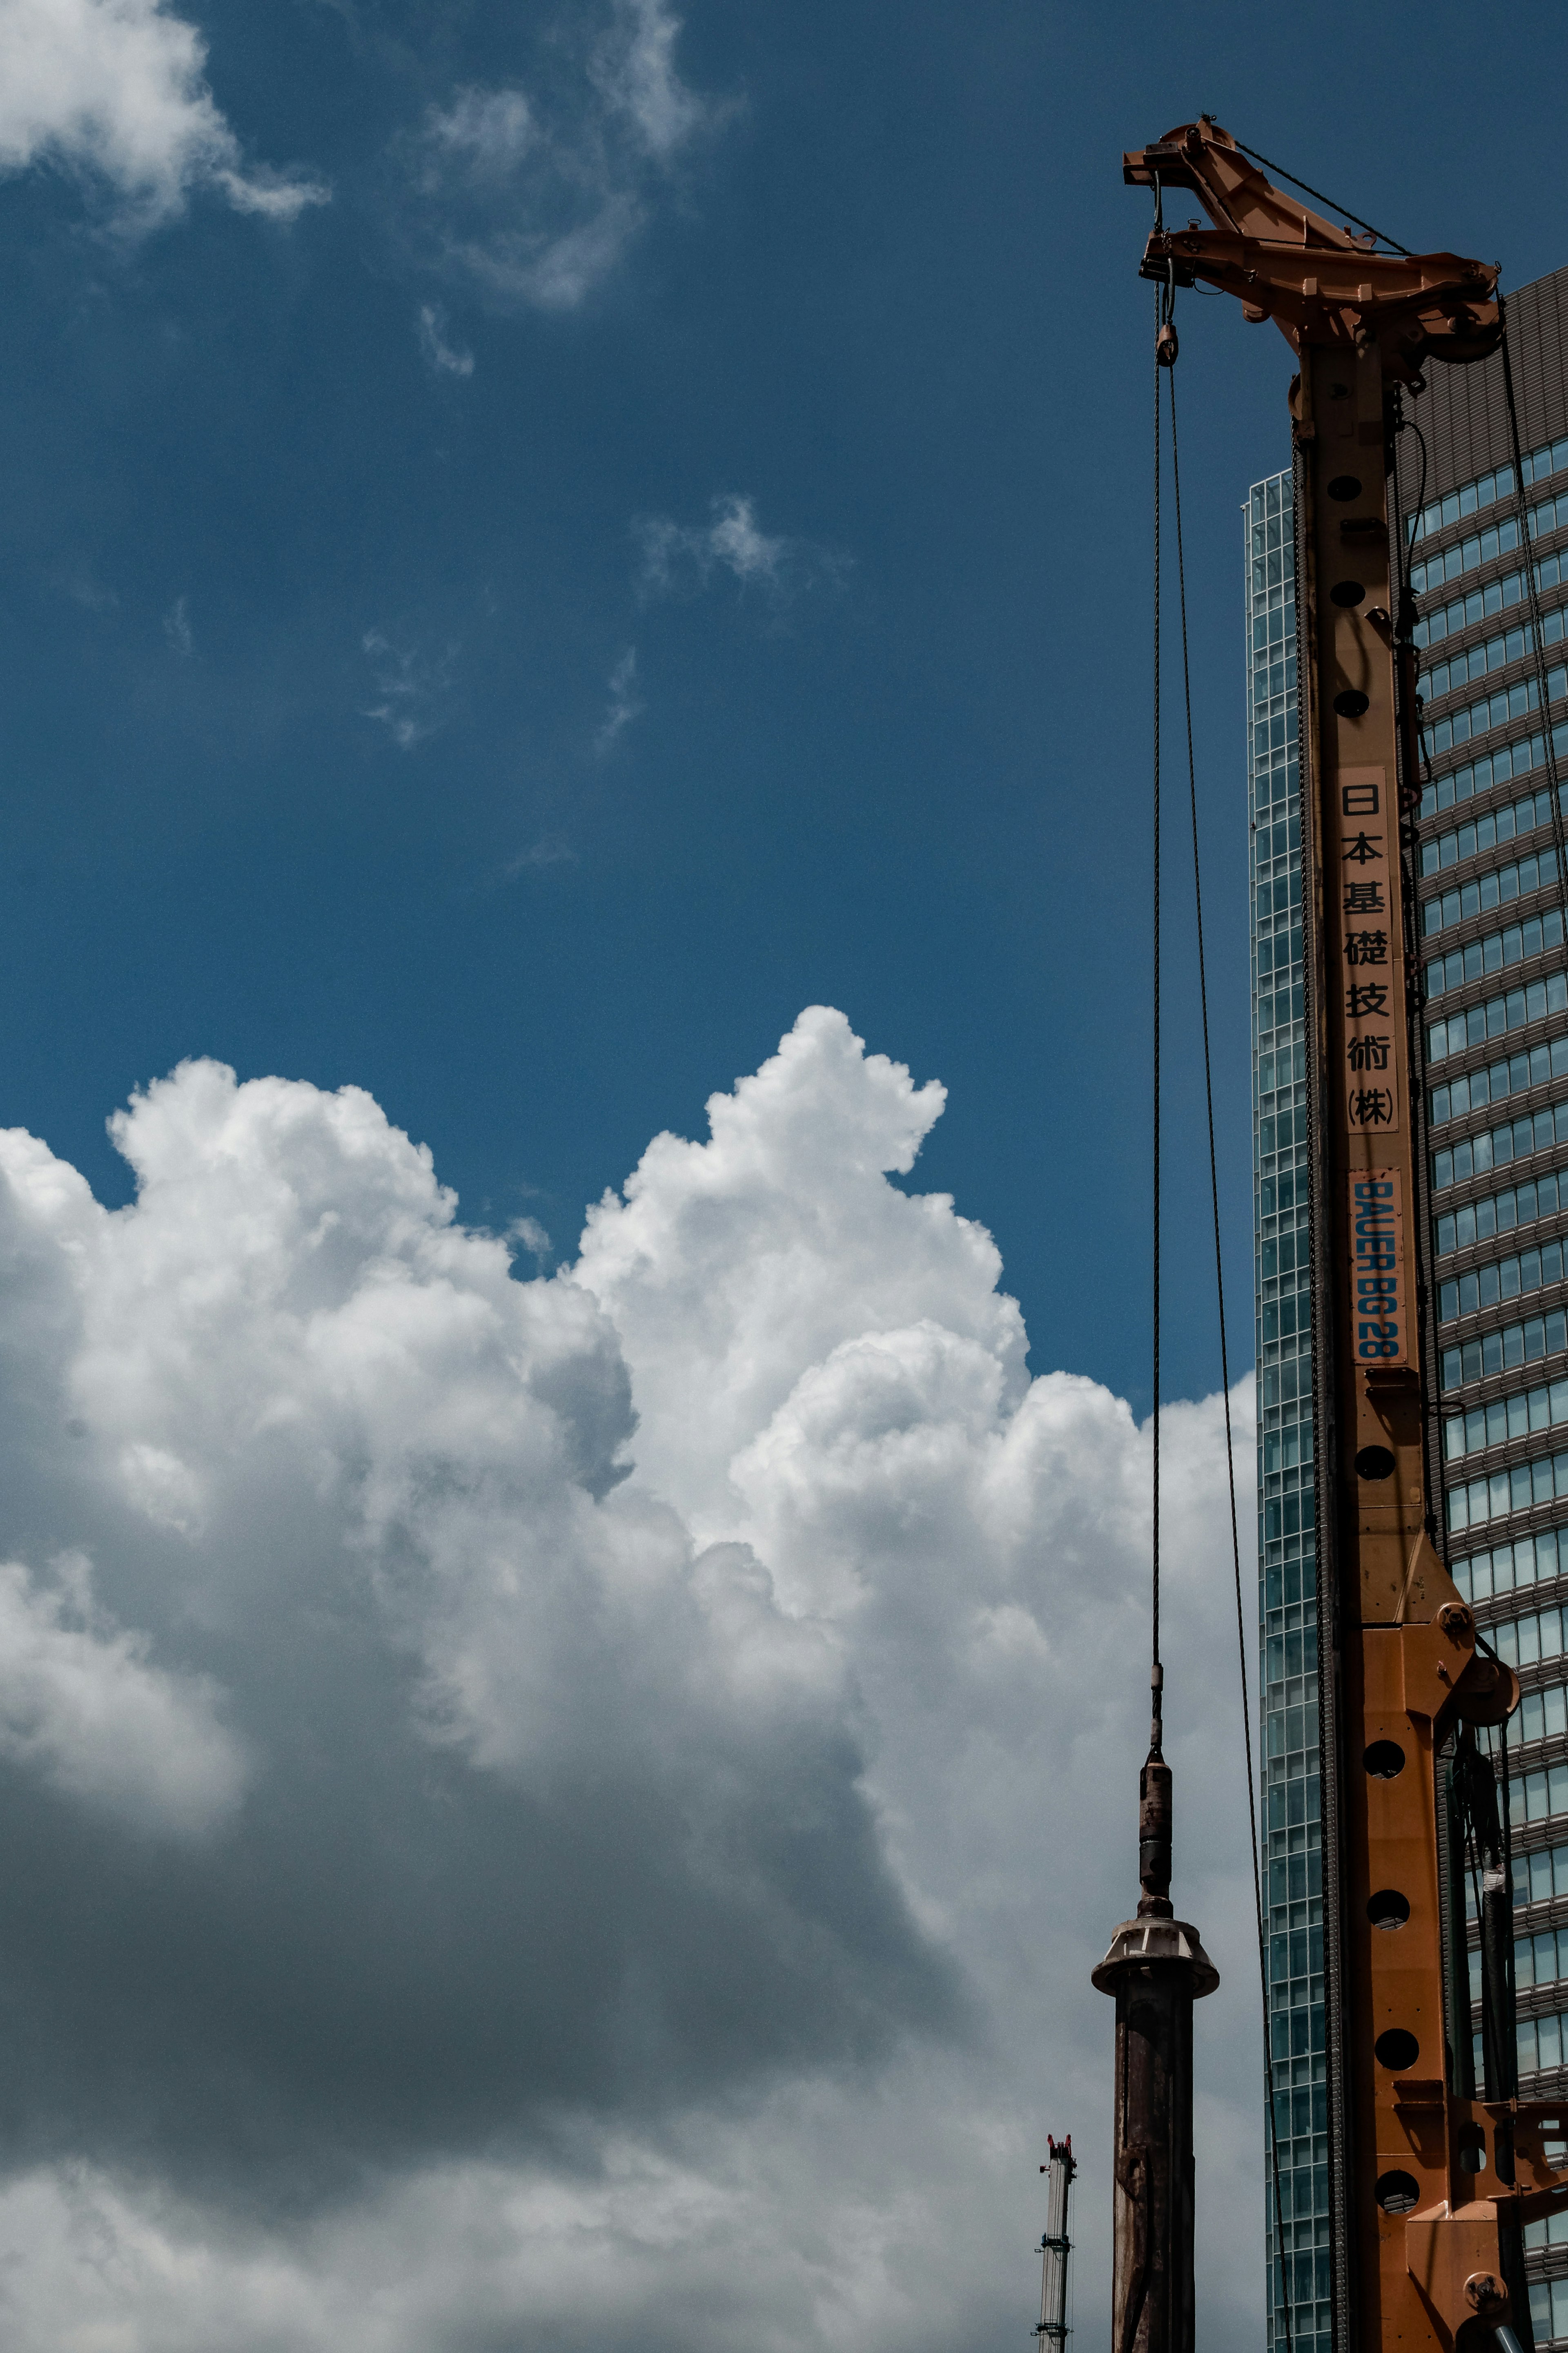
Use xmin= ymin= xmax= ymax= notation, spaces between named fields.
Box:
xmin=1094 ymin=1756 xmax=1218 ymax=2353
xmin=1298 ymin=334 xmax=1446 ymax=2353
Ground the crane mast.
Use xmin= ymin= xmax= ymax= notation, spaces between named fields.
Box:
xmin=1115 ymin=118 xmax=1568 ymax=2353
xmin=1036 ymin=2136 xmax=1076 ymax=2353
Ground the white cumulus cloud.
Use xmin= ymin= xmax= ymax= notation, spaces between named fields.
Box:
xmin=0 ymin=1553 xmax=245 ymax=1836
xmin=0 ymin=0 xmax=328 ymax=228
xmin=0 ymin=1010 xmax=1264 ymax=2350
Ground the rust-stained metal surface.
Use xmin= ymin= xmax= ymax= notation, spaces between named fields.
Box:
xmin=1094 ymin=1727 xmax=1217 ymax=2353
xmin=1094 ymin=1913 xmax=1217 ymax=2353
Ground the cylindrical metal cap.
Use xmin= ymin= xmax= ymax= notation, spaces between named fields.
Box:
xmin=1091 ymin=1914 xmax=1220 ymax=1998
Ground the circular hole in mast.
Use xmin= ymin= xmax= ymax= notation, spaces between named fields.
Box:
xmin=1364 ymin=1740 xmax=1405 ymax=1778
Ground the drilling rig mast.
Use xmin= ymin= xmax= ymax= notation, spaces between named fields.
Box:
xmin=1105 ymin=114 xmax=1568 ymax=2353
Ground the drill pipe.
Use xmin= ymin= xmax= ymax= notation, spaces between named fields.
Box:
xmin=1093 ymin=1752 xmax=1218 ymax=2353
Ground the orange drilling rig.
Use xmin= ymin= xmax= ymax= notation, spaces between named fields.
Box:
xmin=1094 ymin=117 xmax=1568 ymax=2353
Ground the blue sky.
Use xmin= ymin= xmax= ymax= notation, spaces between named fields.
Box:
xmin=11 ymin=0 xmax=1559 ymax=1412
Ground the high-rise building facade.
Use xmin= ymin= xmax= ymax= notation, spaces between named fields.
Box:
xmin=1252 ymin=261 xmax=1568 ymax=2353
xmin=1249 ymin=467 xmax=1330 ymax=2353
xmin=1401 ymin=261 xmax=1568 ymax=2349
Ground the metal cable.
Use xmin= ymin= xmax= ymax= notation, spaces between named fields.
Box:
xmin=1497 ymin=303 xmax=1568 ymax=942
xmin=1165 ymin=363 xmax=1293 ymax=2353
xmin=1152 ymin=288 xmax=1163 ymax=1737
xmin=1230 ymin=139 xmax=1412 ymax=257
xmin=1386 ymin=399 xmax=1448 ymax=1567
xmin=1497 ymin=1688 xmax=1518 ymax=2090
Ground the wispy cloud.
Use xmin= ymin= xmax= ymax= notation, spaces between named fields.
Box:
xmin=503 ymin=834 xmax=577 ymax=877
xmin=360 ymin=629 xmax=457 ymax=749
xmin=594 ymin=646 xmax=642 ymax=752
xmin=588 ymin=0 xmax=708 ymax=158
xmin=409 ymin=0 xmax=736 ymax=312
xmin=635 ymin=495 xmax=850 ymax=607
xmin=416 ymin=302 xmax=474 ymax=377
xmin=51 ymin=559 xmax=116 ymax=612
xmin=423 ymin=85 xmax=535 ymax=180
xmin=162 ymin=594 xmax=192 ymax=656
xmin=0 ymin=0 xmax=328 ymax=231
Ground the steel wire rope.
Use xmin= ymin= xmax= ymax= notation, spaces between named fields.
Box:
xmin=1386 ymin=389 xmax=1503 ymax=2093
xmin=1404 ymin=321 xmax=1549 ymax=2167
xmin=1416 ymin=315 xmax=1568 ymax=1102
xmin=1415 ymin=326 xmax=1568 ymax=1976
xmin=1163 ymin=343 xmax=1294 ymax=2353
xmin=1386 ymin=408 xmax=1496 ymax=2113
xmin=1492 ymin=1650 xmax=1519 ymax=2102
xmin=1387 ymin=400 xmax=1450 ymax=1597
xmin=1386 ymin=403 xmax=1476 ymax=2106
xmin=1152 ymin=271 xmax=1163 ymax=1731
xmin=1471 ymin=1630 xmax=1520 ymax=2105
xmin=1495 ymin=305 xmax=1568 ymax=979
xmin=1229 ymin=139 xmax=1412 ymax=258
xmin=1384 ymin=326 xmax=1545 ymax=2245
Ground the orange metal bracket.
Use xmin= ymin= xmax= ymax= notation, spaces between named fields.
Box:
xmin=1123 ymin=118 xmax=1499 ymax=382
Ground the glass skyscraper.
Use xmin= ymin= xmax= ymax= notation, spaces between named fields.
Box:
xmin=1251 ymin=261 xmax=1568 ymax=2352
xmin=1248 ymin=468 xmax=1329 ymax=2353
xmin=1400 ymin=259 xmax=1568 ymax=2349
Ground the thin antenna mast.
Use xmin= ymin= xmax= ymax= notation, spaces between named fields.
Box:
xmin=1034 ymin=2137 xmax=1076 ymax=2353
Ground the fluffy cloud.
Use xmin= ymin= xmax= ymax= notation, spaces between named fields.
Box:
xmin=0 ymin=1010 xmax=1264 ymax=2348
xmin=0 ymin=1553 xmax=245 ymax=1836
xmin=0 ymin=0 xmax=327 ymax=228
xmin=635 ymin=493 xmax=850 ymax=607
xmin=410 ymin=0 xmax=733 ymax=312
